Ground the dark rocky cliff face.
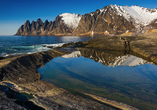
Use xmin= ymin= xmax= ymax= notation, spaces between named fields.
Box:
xmin=73 ymin=5 xmax=135 ymax=36
xmin=15 ymin=16 xmax=73 ymax=36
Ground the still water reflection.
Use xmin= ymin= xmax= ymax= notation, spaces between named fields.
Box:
xmin=38 ymin=48 xmax=157 ymax=110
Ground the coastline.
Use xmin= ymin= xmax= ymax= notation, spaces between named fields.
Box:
xmin=1 ymin=35 xmax=157 ymax=109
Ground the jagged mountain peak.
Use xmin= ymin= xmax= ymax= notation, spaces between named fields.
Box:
xmin=44 ymin=20 xmax=49 ymax=22
xmin=25 ymin=20 xmax=30 ymax=24
xmin=37 ymin=18 xmax=42 ymax=21
xmin=59 ymin=13 xmax=82 ymax=29
xmin=36 ymin=18 xmax=43 ymax=24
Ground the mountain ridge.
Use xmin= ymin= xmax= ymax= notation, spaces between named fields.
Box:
xmin=15 ymin=5 xmax=157 ymax=37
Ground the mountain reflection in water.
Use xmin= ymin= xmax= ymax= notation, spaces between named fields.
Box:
xmin=76 ymin=48 xmax=153 ymax=67
xmin=38 ymin=48 xmax=157 ymax=110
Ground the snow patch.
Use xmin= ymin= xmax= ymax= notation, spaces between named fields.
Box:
xmin=102 ymin=17 xmax=107 ymax=22
xmin=91 ymin=13 xmax=94 ymax=16
xmin=126 ymin=30 xmax=129 ymax=33
xmin=59 ymin=13 xmax=82 ymax=29
xmin=105 ymin=31 xmax=110 ymax=35
xmin=100 ymin=9 xmax=104 ymax=13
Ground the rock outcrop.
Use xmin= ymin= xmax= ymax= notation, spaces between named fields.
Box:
xmin=76 ymin=36 xmax=157 ymax=64
xmin=0 ymin=49 xmax=67 ymax=84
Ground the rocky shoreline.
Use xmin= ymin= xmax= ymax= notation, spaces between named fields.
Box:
xmin=79 ymin=36 xmax=157 ymax=64
xmin=0 ymin=48 xmax=122 ymax=110
xmin=1 ymin=35 xmax=157 ymax=110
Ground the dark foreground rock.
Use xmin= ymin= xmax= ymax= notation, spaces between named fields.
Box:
xmin=0 ymin=49 xmax=68 ymax=84
xmin=0 ymin=49 xmax=118 ymax=110
xmin=0 ymin=89 xmax=26 ymax=110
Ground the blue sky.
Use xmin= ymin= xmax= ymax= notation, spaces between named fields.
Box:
xmin=0 ymin=0 xmax=157 ymax=35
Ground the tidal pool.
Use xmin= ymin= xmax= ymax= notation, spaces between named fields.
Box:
xmin=38 ymin=48 xmax=157 ymax=110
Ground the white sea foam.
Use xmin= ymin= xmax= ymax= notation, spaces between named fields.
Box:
xmin=42 ymin=43 xmax=65 ymax=48
xmin=0 ymin=43 xmax=66 ymax=57
xmin=0 ymin=52 xmax=9 ymax=57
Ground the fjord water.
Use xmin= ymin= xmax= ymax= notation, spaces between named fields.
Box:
xmin=0 ymin=36 xmax=91 ymax=57
xmin=38 ymin=49 xmax=157 ymax=110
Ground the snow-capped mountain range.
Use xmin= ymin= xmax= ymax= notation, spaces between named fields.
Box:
xmin=16 ymin=5 xmax=157 ymax=36
xmin=62 ymin=5 xmax=157 ymax=28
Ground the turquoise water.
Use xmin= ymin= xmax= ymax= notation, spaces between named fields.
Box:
xmin=0 ymin=36 xmax=91 ymax=57
xmin=38 ymin=49 xmax=157 ymax=110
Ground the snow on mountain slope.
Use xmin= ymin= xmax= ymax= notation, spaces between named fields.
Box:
xmin=123 ymin=6 xmax=157 ymax=26
xmin=59 ymin=13 xmax=82 ymax=29
xmin=107 ymin=5 xmax=157 ymax=26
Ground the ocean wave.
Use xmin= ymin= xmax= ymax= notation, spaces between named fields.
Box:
xmin=0 ymin=52 xmax=9 ymax=57
xmin=0 ymin=43 xmax=65 ymax=57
